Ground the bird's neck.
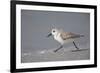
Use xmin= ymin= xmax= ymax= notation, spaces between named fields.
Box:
xmin=54 ymin=32 xmax=60 ymax=38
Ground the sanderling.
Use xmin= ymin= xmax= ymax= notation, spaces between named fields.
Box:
xmin=47 ymin=28 xmax=84 ymax=52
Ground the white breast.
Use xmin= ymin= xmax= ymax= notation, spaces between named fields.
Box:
xmin=54 ymin=33 xmax=65 ymax=45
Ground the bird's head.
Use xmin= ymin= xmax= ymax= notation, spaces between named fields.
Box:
xmin=47 ymin=28 xmax=59 ymax=37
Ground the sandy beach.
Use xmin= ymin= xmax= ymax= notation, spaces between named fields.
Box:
xmin=21 ymin=47 xmax=90 ymax=63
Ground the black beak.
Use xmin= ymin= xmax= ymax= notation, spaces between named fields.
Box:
xmin=47 ymin=33 xmax=52 ymax=37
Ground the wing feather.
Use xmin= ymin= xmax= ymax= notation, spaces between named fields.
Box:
xmin=60 ymin=32 xmax=81 ymax=40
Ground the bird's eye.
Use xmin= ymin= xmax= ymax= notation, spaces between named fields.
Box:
xmin=53 ymin=30 xmax=55 ymax=32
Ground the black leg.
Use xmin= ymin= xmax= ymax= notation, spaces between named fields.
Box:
xmin=72 ymin=41 xmax=88 ymax=52
xmin=73 ymin=41 xmax=79 ymax=50
xmin=54 ymin=45 xmax=63 ymax=52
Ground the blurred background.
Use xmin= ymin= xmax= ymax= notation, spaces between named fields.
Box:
xmin=21 ymin=9 xmax=90 ymax=63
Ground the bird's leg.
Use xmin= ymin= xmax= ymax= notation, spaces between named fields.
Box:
xmin=54 ymin=45 xmax=63 ymax=52
xmin=73 ymin=41 xmax=79 ymax=50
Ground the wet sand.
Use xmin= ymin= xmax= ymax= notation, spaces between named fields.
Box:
xmin=21 ymin=48 xmax=90 ymax=63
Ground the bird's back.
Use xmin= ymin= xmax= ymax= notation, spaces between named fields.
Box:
xmin=60 ymin=32 xmax=84 ymax=40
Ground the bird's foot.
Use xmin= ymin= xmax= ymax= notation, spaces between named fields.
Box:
xmin=53 ymin=49 xmax=59 ymax=52
xmin=54 ymin=50 xmax=57 ymax=52
xmin=53 ymin=45 xmax=63 ymax=53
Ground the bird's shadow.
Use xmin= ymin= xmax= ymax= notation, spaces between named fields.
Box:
xmin=71 ymin=48 xmax=89 ymax=52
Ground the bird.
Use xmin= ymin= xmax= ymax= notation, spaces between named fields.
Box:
xmin=47 ymin=28 xmax=84 ymax=52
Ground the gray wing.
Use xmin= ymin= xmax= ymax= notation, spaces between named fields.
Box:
xmin=60 ymin=32 xmax=83 ymax=40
